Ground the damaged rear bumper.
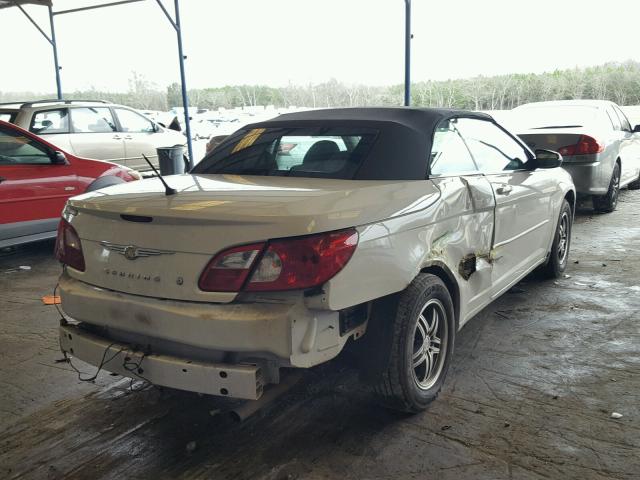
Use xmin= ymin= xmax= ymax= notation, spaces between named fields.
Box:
xmin=59 ymin=324 xmax=265 ymax=399
xmin=57 ymin=273 xmax=364 ymax=379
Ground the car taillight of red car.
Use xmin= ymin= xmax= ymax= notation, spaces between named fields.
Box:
xmin=557 ymin=135 xmax=604 ymax=156
xmin=55 ymin=218 xmax=86 ymax=272
xmin=199 ymin=228 xmax=359 ymax=292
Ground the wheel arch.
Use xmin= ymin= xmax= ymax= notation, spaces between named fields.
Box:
xmin=420 ymin=262 xmax=460 ymax=331
xmin=564 ymin=189 xmax=576 ymax=215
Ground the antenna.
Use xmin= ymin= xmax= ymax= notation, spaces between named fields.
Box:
xmin=142 ymin=154 xmax=177 ymax=196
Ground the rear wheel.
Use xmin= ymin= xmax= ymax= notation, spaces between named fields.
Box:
xmin=541 ymin=199 xmax=572 ymax=278
xmin=373 ymin=274 xmax=455 ymax=413
xmin=593 ymin=163 xmax=620 ymax=213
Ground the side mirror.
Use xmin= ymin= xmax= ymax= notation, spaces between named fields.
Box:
xmin=534 ymin=149 xmax=563 ymax=169
xmin=633 ymin=125 xmax=640 ymax=133
xmin=51 ymin=151 xmax=69 ymax=165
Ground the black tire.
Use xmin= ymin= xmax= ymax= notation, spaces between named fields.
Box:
xmin=373 ymin=274 xmax=455 ymax=413
xmin=541 ymin=199 xmax=572 ymax=278
xmin=593 ymin=163 xmax=620 ymax=213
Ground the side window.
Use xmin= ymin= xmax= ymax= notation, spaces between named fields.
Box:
xmin=613 ymin=106 xmax=632 ymax=132
xmin=114 ymin=108 xmax=155 ymax=133
xmin=275 ymin=136 xmax=348 ymax=171
xmin=607 ymin=108 xmax=622 ymax=131
xmin=429 ymin=120 xmax=478 ymax=176
xmin=71 ymin=107 xmax=117 ymax=133
xmin=456 ymin=118 xmax=529 ymax=173
xmin=0 ymin=112 xmax=17 ymax=123
xmin=30 ymin=109 xmax=69 ymax=134
xmin=0 ymin=127 xmax=52 ymax=165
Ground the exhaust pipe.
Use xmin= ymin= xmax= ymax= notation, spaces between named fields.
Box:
xmin=229 ymin=372 xmax=303 ymax=422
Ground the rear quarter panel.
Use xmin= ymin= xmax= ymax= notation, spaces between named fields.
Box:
xmin=317 ymin=177 xmax=495 ymax=327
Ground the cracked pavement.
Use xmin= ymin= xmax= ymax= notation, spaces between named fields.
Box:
xmin=0 ymin=189 xmax=639 ymax=480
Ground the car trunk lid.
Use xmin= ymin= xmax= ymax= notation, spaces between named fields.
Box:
xmin=518 ymin=127 xmax=604 ymax=163
xmin=65 ymin=174 xmax=440 ymax=302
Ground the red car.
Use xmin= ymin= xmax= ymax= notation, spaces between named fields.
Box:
xmin=0 ymin=119 xmax=139 ymax=248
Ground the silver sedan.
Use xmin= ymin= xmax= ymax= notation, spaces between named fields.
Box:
xmin=514 ymin=100 xmax=640 ymax=212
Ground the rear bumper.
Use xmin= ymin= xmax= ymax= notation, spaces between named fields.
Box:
xmin=59 ymin=324 xmax=265 ymax=399
xmin=58 ymin=273 xmax=356 ymax=370
xmin=562 ymin=162 xmax=609 ymax=195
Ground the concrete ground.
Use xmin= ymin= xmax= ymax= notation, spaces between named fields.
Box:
xmin=1 ymin=190 xmax=639 ymax=480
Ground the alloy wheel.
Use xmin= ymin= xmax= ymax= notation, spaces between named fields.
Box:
xmin=557 ymin=211 xmax=570 ymax=264
xmin=411 ymin=299 xmax=448 ymax=390
xmin=611 ymin=167 xmax=620 ymax=208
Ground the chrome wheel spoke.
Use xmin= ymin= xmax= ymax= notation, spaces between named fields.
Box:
xmin=418 ymin=351 xmax=432 ymax=382
xmin=427 ymin=308 xmax=439 ymax=335
xmin=417 ymin=316 xmax=428 ymax=340
xmin=413 ymin=350 xmax=428 ymax=369
xmin=412 ymin=341 xmax=427 ymax=361
xmin=431 ymin=336 xmax=441 ymax=354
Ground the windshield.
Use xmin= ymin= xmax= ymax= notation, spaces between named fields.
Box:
xmin=512 ymin=105 xmax=607 ymax=130
xmin=193 ymin=127 xmax=378 ymax=179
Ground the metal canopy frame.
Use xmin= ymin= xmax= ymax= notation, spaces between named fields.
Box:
xmin=4 ymin=0 xmax=194 ymax=167
xmin=404 ymin=0 xmax=412 ymax=106
xmin=4 ymin=0 xmax=412 ymax=163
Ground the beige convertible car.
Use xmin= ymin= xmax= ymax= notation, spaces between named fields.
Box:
xmin=55 ymin=108 xmax=575 ymax=412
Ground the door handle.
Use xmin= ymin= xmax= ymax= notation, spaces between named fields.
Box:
xmin=112 ymin=135 xmax=122 ymax=140
xmin=124 ymin=135 xmax=133 ymax=140
xmin=0 ymin=176 xmax=5 ymax=184
xmin=496 ymin=184 xmax=513 ymax=195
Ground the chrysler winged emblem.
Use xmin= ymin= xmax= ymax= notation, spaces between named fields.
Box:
xmin=100 ymin=241 xmax=175 ymax=260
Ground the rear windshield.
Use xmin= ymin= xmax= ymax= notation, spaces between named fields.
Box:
xmin=512 ymin=106 xmax=607 ymax=130
xmin=0 ymin=111 xmax=18 ymax=124
xmin=193 ymin=127 xmax=378 ymax=179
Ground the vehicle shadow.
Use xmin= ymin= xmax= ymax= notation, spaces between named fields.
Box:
xmin=0 ymin=239 xmax=56 ymax=262
xmin=0 ymin=361 xmax=403 ymax=480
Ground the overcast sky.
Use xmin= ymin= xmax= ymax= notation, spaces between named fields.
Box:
xmin=2 ymin=0 xmax=640 ymax=93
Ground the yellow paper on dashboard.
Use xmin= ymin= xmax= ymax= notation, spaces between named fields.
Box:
xmin=231 ymin=128 xmax=266 ymax=153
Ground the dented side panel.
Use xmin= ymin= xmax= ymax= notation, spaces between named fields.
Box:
xmin=322 ymin=176 xmax=496 ymax=326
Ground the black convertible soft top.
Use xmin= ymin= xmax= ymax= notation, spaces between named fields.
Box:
xmin=194 ymin=107 xmax=494 ymax=181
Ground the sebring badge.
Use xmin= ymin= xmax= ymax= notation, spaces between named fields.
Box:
xmin=100 ymin=241 xmax=175 ymax=260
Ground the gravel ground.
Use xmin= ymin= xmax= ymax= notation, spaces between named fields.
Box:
xmin=0 ymin=189 xmax=638 ymax=480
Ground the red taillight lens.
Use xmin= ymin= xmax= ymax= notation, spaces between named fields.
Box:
xmin=246 ymin=229 xmax=358 ymax=291
xmin=558 ymin=135 xmax=604 ymax=156
xmin=198 ymin=243 xmax=265 ymax=292
xmin=198 ymin=229 xmax=359 ymax=293
xmin=55 ymin=218 xmax=86 ymax=272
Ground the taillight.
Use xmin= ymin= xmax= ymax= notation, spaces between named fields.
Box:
xmin=198 ymin=243 xmax=265 ymax=292
xmin=55 ymin=218 xmax=86 ymax=272
xmin=557 ymin=135 xmax=604 ymax=156
xmin=198 ymin=229 xmax=359 ymax=293
xmin=247 ymin=229 xmax=358 ymax=291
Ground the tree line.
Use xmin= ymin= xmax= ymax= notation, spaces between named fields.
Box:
xmin=3 ymin=61 xmax=640 ymax=111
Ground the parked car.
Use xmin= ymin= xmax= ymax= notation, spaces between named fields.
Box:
xmin=205 ymin=134 xmax=229 ymax=154
xmin=0 ymin=99 xmax=187 ymax=172
xmin=55 ymin=108 xmax=575 ymax=412
xmin=513 ymin=100 xmax=640 ymax=212
xmin=0 ymin=120 xmax=140 ymax=248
